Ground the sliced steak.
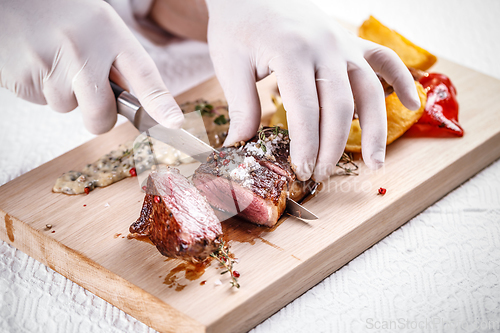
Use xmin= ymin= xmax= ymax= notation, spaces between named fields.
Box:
xmin=243 ymin=128 xmax=316 ymax=202
xmin=130 ymin=166 xmax=222 ymax=262
xmin=242 ymin=129 xmax=293 ymax=180
xmin=194 ymin=152 xmax=287 ymax=227
xmin=193 ymin=128 xmax=313 ymax=227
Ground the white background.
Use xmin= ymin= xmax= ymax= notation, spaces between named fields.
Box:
xmin=1 ymin=1 xmax=499 ymax=332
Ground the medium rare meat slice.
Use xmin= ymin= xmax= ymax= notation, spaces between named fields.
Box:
xmin=193 ymin=127 xmax=314 ymax=227
xmin=194 ymin=151 xmax=287 ymax=227
xmin=130 ymin=166 xmax=222 ymax=262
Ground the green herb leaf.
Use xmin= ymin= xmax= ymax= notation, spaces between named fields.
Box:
xmin=196 ymin=103 xmax=215 ymax=116
xmin=258 ymin=127 xmax=265 ymax=142
xmin=214 ymin=114 xmax=228 ymax=125
xmin=133 ymin=137 xmax=149 ymax=151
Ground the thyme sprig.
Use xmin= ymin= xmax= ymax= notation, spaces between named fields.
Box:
xmin=258 ymin=125 xmax=288 ymax=139
xmin=258 ymin=126 xmax=266 ymax=142
xmin=258 ymin=126 xmax=357 ymax=175
xmin=257 ymin=126 xmax=288 ymax=154
xmin=210 ymin=241 xmax=240 ymax=288
xmin=336 ymin=152 xmax=358 ymax=175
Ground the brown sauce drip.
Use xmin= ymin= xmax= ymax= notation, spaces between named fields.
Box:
xmin=127 ymin=233 xmax=154 ymax=245
xmin=174 ymin=284 xmax=186 ymax=292
xmin=163 ymin=260 xmax=210 ymax=291
xmin=259 ymin=238 xmax=282 ymax=250
xmin=219 ymin=213 xmax=287 ymax=248
xmin=4 ymin=214 xmax=14 ymax=242
xmin=114 ymin=233 xmax=121 ymax=238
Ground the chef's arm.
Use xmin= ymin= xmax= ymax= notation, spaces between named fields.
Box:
xmin=148 ymin=0 xmax=209 ymax=42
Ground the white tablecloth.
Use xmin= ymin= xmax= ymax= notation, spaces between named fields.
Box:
xmin=1 ymin=1 xmax=499 ymax=332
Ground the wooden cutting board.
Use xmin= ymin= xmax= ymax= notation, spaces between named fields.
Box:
xmin=1 ymin=59 xmax=500 ymax=333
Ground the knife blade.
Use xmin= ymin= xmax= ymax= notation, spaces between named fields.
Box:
xmin=286 ymin=198 xmax=318 ymax=220
xmin=111 ymin=82 xmax=318 ymax=220
xmin=111 ymin=82 xmax=216 ymax=163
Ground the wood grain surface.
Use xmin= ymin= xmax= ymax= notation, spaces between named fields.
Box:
xmin=1 ymin=59 xmax=500 ymax=333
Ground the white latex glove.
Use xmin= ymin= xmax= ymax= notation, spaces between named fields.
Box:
xmin=0 ymin=0 xmax=184 ymax=134
xmin=205 ymin=0 xmax=421 ymax=181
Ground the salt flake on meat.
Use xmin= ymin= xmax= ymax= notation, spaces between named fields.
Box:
xmin=193 ymin=127 xmax=314 ymax=227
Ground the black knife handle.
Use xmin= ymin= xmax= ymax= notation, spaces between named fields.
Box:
xmin=110 ymin=81 xmax=124 ymax=100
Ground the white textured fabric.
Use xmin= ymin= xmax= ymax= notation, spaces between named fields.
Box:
xmin=1 ymin=1 xmax=500 ymax=333
xmin=251 ymin=162 xmax=500 ymax=333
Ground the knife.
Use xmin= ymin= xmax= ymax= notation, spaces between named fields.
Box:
xmin=111 ymin=82 xmax=216 ymax=163
xmin=286 ymin=198 xmax=318 ymax=220
xmin=111 ymin=82 xmax=318 ymax=220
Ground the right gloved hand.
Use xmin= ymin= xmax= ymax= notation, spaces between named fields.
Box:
xmin=205 ymin=0 xmax=420 ymax=181
xmin=0 ymin=0 xmax=184 ymax=134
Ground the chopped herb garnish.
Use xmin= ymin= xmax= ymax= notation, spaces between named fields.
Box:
xmin=121 ymin=149 xmax=131 ymax=158
xmin=258 ymin=126 xmax=266 ymax=142
xmin=195 ymin=102 xmax=214 ymax=116
xmin=213 ymin=114 xmax=228 ymax=125
xmin=132 ymin=137 xmax=149 ymax=151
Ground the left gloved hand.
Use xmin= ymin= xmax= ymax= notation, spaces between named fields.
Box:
xmin=0 ymin=0 xmax=184 ymax=134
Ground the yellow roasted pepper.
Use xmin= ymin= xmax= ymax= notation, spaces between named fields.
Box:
xmin=359 ymin=16 xmax=437 ymax=71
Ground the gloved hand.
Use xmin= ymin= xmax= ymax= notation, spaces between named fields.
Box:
xmin=205 ymin=0 xmax=421 ymax=181
xmin=0 ymin=0 xmax=184 ymax=134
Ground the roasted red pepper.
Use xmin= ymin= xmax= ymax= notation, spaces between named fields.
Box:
xmin=407 ymin=73 xmax=464 ymax=137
